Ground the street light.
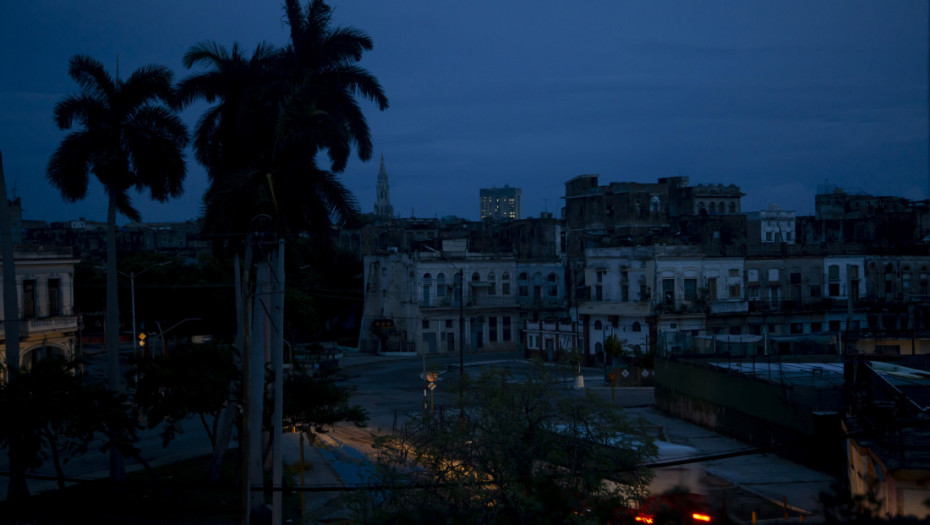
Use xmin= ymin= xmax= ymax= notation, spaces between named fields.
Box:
xmin=423 ymin=246 xmax=465 ymax=405
xmin=94 ymin=261 xmax=170 ymax=359
xmin=129 ymin=261 xmax=170 ymax=359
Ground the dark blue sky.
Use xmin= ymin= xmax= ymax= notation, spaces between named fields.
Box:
xmin=1 ymin=1 xmax=927 ymax=224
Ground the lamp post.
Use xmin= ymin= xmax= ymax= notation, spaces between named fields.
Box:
xmin=125 ymin=262 xmax=169 ymax=360
xmin=424 ymin=246 xmax=466 ymax=405
xmin=94 ymin=261 xmax=170 ymax=359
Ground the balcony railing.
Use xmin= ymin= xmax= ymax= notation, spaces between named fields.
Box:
xmin=0 ymin=315 xmax=79 ymax=338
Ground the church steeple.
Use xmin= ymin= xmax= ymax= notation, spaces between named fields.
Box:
xmin=374 ymin=153 xmax=394 ymax=219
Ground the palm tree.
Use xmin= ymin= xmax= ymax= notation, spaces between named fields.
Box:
xmin=177 ymin=2 xmax=386 ymax=499
xmin=47 ymin=55 xmax=188 ymax=481
xmin=179 ymin=0 xmax=387 ymax=241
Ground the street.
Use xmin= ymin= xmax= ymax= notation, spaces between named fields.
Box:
xmin=320 ymin=350 xmax=837 ymax=522
xmin=0 ymin=348 xmax=838 ymax=522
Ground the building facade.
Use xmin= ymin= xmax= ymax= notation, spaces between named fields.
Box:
xmin=0 ymin=246 xmax=80 ymax=377
xmin=480 ymin=185 xmax=522 ymax=221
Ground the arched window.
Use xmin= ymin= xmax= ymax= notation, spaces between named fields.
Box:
xmin=698 ymin=201 xmax=706 ymax=214
xmin=632 ymin=322 xmax=642 ymax=332
xmin=718 ymin=202 xmax=724 ymax=213
xmin=709 ymin=202 xmax=716 ymax=214
xmin=546 ymin=272 xmax=558 ymax=297
xmin=533 ymin=272 xmax=543 ymax=299
xmin=472 ymin=272 xmax=480 ymax=282
xmin=501 ymin=271 xmax=511 ymax=295
xmin=594 ymin=320 xmax=603 ymax=330
xmin=454 ymin=272 xmax=463 ymax=305
xmin=422 ymin=273 xmax=432 ymax=303
xmin=728 ymin=202 xmax=736 ymax=214
xmin=518 ymin=272 xmax=529 ymax=297
xmin=437 ymin=273 xmax=446 ymax=297
xmin=488 ymin=271 xmax=497 ymax=295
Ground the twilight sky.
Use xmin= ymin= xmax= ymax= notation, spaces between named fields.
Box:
xmin=0 ymin=1 xmax=927 ymax=224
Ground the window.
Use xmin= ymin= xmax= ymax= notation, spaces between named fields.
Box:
xmin=706 ymin=277 xmax=718 ymax=300
xmin=729 ymin=284 xmax=741 ymax=298
xmin=728 ymin=268 xmax=739 ymax=278
xmin=595 ymin=285 xmax=603 ymax=301
xmin=488 ymin=271 xmax=496 ymax=295
xmin=766 ymin=232 xmax=773 ymax=242
xmin=662 ymin=278 xmax=674 ymax=304
xmin=621 ymin=284 xmax=629 ymax=302
xmin=503 ymin=316 xmax=511 ymax=341
xmin=422 ymin=319 xmax=430 ymax=329
xmin=594 ymin=320 xmax=603 ymax=330
xmin=790 ymin=272 xmax=801 ymax=285
xmin=472 ymin=272 xmax=480 ymax=282
xmin=422 ymin=273 xmax=432 ymax=303
xmin=453 ymin=273 xmax=463 ymax=304
xmin=533 ymin=272 xmax=543 ymax=299
xmin=518 ymin=272 xmax=528 ymax=297
xmin=790 ymin=323 xmax=803 ymax=334
xmin=502 ymin=271 xmax=511 ymax=295
xmin=748 ymin=269 xmax=759 ymax=283
xmin=547 ymin=272 xmax=558 ymax=297
xmin=23 ymin=279 xmax=36 ymax=319
xmin=768 ymin=269 xmax=779 ymax=282
xmin=445 ymin=319 xmax=453 ymax=329
xmin=48 ymin=278 xmax=61 ymax=317
xmin=489 ymin=317 xmax=497 ymax=342
xmin=684 ymin=279 xmax=697 ymax=301
xmin=810 ymin=285 xmax=821 ymax=297
xmin=437 ymin=273 xmax=446 ymax=297
xmin=728 ymin=202 xmax=736 ymax=214
xmin=632 ymin=322 xmax=641 ymax=332
xmin=828 ymin=265 xmax=840 ymax=281
xmin=829 ymin=320 xmax=841 ymax=332
xmin=829 ymin=282 xmax=840 ymax=296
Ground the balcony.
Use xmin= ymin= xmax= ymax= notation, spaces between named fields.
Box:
xmin=1 ymin=315 xmax=79 ymax=338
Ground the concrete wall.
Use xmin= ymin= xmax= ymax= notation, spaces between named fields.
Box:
xmin=655 ymin=356 xmax=843 ymax=472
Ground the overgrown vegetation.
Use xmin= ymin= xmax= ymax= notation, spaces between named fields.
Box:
xmin=352 ymin=365 xmax=657 ymax=524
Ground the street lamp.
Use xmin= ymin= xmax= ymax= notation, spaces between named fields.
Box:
xmin=423 ymin=246 xmax=465 ymax=405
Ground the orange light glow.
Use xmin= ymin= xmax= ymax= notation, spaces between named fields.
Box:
xmin=635 ymin=515 xmax=654 ymax=524
xmin=692 ymin=513 xmax=712 ymax=522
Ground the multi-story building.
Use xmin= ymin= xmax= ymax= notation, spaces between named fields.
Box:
xmin=0 ymin=245 xmax=80 ymax=378
xmin=479 ymin=185 xmax=522 ymax=221
xmin=746 ymin=204 xmax=796 ymax=244
xmin=359 ymin=229 xmax=565 ymax=356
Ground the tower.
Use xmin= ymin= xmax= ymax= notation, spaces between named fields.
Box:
xmin=374 ymin=154 xmax=394 ymax=219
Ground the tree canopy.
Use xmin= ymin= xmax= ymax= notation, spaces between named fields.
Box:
xmin=356 ymin=366 xmax=657 ymax=524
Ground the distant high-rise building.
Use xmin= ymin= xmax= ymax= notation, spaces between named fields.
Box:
xmin=374 ymin=154 xmax=394 ymax=219
xmin=480 ymin=185 xmax=522 ymax=221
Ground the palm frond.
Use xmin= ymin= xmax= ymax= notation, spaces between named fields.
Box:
xmin=46 ymin=131 xmax=95 ymax=201
xmin=67 ymin=55 xmax=115 ymax=101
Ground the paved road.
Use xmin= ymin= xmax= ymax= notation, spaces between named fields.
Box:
xmin=0 ymin=348 xmax=839 ymax=522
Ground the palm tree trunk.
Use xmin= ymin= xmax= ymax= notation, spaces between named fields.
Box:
xmin=209 ymin=255 xmax=244 ymax=484
xmin=0 ymin=150 xmax=28 ymax=502
xmin=106 ymin=188 xmax=125 ymax=482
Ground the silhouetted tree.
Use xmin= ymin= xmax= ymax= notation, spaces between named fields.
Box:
xmin=0 ymin=357 xmax=141 ymax=491
xmin=47 ymin=54 xmax=188 ymax=481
